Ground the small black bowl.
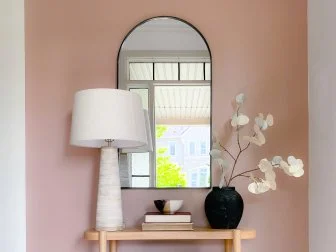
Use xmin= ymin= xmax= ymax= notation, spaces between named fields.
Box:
xmin=154 ymin=200 xmax=166 ymax=213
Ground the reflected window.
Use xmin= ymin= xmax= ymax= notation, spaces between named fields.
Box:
xmin=122 ymin=56 xmax=211 ymax=188
xmin=132 ymin=176 xmax=150 ymax=187
xmin=131 ymin=153 xmax=150 ymax=175
xmin=169 ymin=142 xmax=176 ymax=156
xmin=155 ymin=63 xmax=178 ymax=80
xmin=189 ymin=142 xmax=196 ymax=155
xmin=155 ymin=86 xmax=210 ymax=125
xmin=189 ymin=166 xmax=210 ymax=187
xmin=199 ymin=168 xmax=208 ymax=187
xmin=191 ymin=173 xmax=197 ymax=187
xmin=129 ymin=63 xmax=153 ymax=80
xmin=180 ymin=63 xmax=204 ymax=80
xmin=205 ymin=63 xmax=211 ymax=81
xmin=129 ymin=61 xmax=211 ymax=81
xmin=200 ymin=141 xmax=206 ymax=155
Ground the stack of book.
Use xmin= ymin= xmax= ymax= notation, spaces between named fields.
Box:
xmin=142 ymin=212 xmax=193 ymax=231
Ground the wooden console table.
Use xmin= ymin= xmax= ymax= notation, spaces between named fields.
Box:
xmin=84 ymin=228 xmax=256 ymax=252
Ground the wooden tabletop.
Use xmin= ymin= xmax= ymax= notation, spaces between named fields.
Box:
xmin=84 ymin=227 xmax=256 ymax=241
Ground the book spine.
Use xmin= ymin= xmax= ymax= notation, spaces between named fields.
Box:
xmin=142 ymin=227 xmax=193 ymax=231
xmin=142 ymin=225 xmax=193 ymax=231
xmin=145 ymin=216 xmax=191 ymax=223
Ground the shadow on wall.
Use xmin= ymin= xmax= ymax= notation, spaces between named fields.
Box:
xmin=64 ymin=112 xmax=100 ymax=226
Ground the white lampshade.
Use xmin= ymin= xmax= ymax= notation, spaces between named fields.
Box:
xmin=121 ymin=109 xmax=153 ymax=153
xmin=70 ymin=88 xmax=147 ymax=148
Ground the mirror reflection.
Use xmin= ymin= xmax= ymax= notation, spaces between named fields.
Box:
xmin=118 ymin=17 xmax=211 ymax=188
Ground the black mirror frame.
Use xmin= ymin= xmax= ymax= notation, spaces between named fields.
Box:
xmin=117 ymin=16 xmax=213 ymax=190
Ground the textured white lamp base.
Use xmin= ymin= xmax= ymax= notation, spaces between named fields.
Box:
xmin=96 ymin=147 xmax=124 ymax=231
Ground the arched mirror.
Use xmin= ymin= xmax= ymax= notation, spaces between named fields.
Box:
xmin=118 ymin=17 xmax=211 ymax=189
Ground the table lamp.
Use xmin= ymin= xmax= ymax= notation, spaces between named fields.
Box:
xmin=70 ymin=88 xmax=147 ymax=231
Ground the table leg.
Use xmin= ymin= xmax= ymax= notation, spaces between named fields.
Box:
xmin=233 ymin=230 xmax=241 ymax=252
xmin=224 ymin=239 xmax=233 ymax=252
xmin=99 ymin=231 xmax=107 ymax=252
xmin=110 ymin=240 xmax=117 ymax=252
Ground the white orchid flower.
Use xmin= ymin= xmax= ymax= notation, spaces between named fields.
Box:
xmin=258 ymin=159 xmax=276 ymax=190
xmin=219 ymin=177 xmax=225 ymax=188
xmin=258 ymin=158 xmax=272 ymax=172
xmin=243 ymin=124 xmax=266 ymax=146
xmin=255 ymin=113 xmax=266 ymax=129
xmin=248 ymin=180 xmax=271 ymax=194
xmin=266 ymin=114 xmax=274 ymax=126
xmin=265 ymin=168 xmax=276 ymax=181
xmin=255 ymin=113 xmax=274 ymax=131
xmin=210 ymin=142 xmax=222 ymax=152
xmin=212 ymin=131 xmax=219 ymax=143
xmin=271 ymin=156 xmax=283 ymax=166
xmin=280 ymin=160 xmax=292 ymax=176
xmin=235 ymin=93 xmax=246 ymax=105
xmin=292 ymin=168 xmax=304 ymax=178
xmin=210 ymin=149 xmax=229 ymax=188
xmin=212 ymin=142 xmax=221 ymax=150
xmin=265 ymin=171 xmax=276 ymax=190
xmin=248 ymin=182 xmax=260 ymax=194
xmin=221 ymin=120 xmax=233 ymax=146
xmin=231 ymin=113 xmax=250 ymax=127
xmin=217 ymin=158 xmax=229 ymax=170
xmin=209 ymin=149 xmax=222 ymax=159
xmin=267 ymin=181 xmax=276 ymax=190
xmin=211 ymin=131 xmax=221 ymax=150
xmin=287 ymin=156 xmax=304 ymax=177
xmin=217 ymin=158 xmax=229 ymax=188
xmin=280 ymin=156 xmax=304 ymax=177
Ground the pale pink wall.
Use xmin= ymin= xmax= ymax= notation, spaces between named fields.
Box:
xmin=26 ymin=1 xmax=308 ymax=252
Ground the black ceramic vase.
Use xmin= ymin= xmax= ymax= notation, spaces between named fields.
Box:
xmin=204 ymin=187 xmax=244 ymax=229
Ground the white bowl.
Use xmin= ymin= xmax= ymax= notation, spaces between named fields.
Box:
xmin=154 ymin=200 xmax=184 ymax=214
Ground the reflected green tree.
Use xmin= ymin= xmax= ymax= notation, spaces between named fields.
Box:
xmin=156 ymin=125 xmax=187 ymax=188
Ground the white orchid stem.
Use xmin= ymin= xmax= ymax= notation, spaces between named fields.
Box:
xmin=227 ymin=151 xmax=242 ymax=186
xmin=227 ymin=129 xmax=259 ymax=185
xmin=230 ymin=168 xmax=259 ymax=181
xmin=236 ymin=109 xmax=242 ymax=151
xmin=219 ymin=142 xmax=236 ymax=161
xmin=226 ymin=109 xmax=256 ymax=186
xmin=241 ymin=131 xmax=257 ymax=151
xmin=237 ymin=174 xmax=250 ymax=179
xmin=241 ymin=140 xmax=251 ymax=151
xmin=230 ymin=161 xmax=280 ymax=183
xmin=227 ymin=136 xmax=254 ymax=186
